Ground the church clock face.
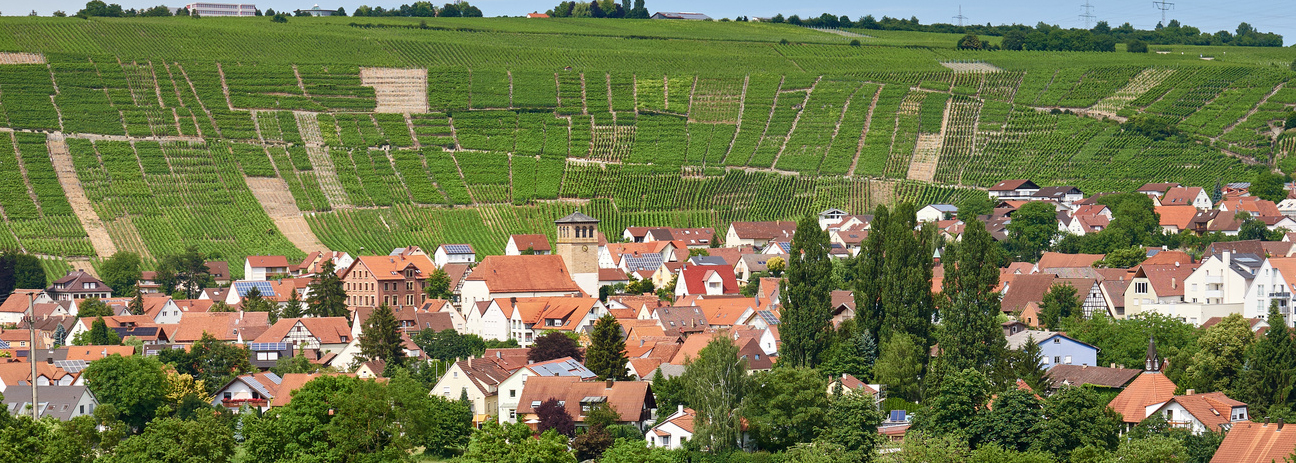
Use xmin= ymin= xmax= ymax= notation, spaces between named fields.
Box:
xmin=582 ymin=245 xmax=589 ymax=252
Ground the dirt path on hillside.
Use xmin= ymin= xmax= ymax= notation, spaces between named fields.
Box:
xmin=246 ymin=176 xmax=326 ymax=253
xmin=47 ymin=133 xmax=118 ymax=257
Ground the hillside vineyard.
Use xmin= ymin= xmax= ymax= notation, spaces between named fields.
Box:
xmin=0 ymin=17 xmax=1292 ymax=275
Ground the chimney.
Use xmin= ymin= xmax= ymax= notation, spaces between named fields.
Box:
xmin=496 ymin=351 xmax=501 ymax=359
xmin=1110 ymin=363 xmax=1116 ymax=368
xmin=1172 ymin=278 xmax=1177 ymax=289
xmin=1280 ymin=419 xmax=1286 ymax=431
xmin=1186 ymin=389 xmax=1195 ymax=395
xmin=678 ymin=404 xmax=684 ymax=414
xmin=1223 ymin=250 xmax=1231 ymax=266
xmin=605 ymin=379 xmax=613 ymax=388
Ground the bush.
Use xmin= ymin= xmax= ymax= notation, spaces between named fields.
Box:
xmin=1126 ymin=39 xmax=1149 ymax=53
xmin=849 ymin=39 xmax=860 ymax=46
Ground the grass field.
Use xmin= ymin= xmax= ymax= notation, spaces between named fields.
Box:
xmin=0 ymin=16 xmax=1292 ymax=272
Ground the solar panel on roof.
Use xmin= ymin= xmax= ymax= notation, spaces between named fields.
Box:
xmin=756 ymin=310 xmax=781 ymax=326
xmin=234 ymin=281 xmax=277 ymax=298
xmin=443 ymin=244 xmax=473 ymax=254
xmin=249 ymin=342 xmax=288 ymax=351
xmin=54 ymin=359 xmax=89 ymax=373
xmin=0 ymin=340 xmax=9 ymax=349
xmin=889 ymin=410 xmax=907 ymax=422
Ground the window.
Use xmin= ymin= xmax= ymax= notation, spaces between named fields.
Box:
xmin=510 ymin=389 xmax=516 ymax=398
xmin=223 ymin=392 xmax=232 ymax=400
xmin=1042 ymin=356 xmax=1050 ymax=364
xmin=443 ymin=387 xmax=450 ymax=396
xmin=256 ymin=352 xmax=280 ymax=361
xmin=1053 ymin=356 xmax=1061 ymax=364
xmin=1065 ymin=355 xmax=1073 ymax=364
xmin=453 ymin=371 xmax=458 ymax=378
xmin=661 ymin=436 xmax=671 ymax=447
xmin=80 ymin=405 xmax=85 ymax=414
xmin=1053 ymin=338 xmax=1061 ymax=344
xmin=1135 ymin=282 xmax=1149 ymax=294
xmin=510 ymin=410 xmax=516 ymax=419
xmin=1166 ymin=410 xmax=1173 ymax=420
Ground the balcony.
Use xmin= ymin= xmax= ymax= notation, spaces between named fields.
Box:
xmin=1205 ymin=290 xmax=1223 ymax=299
xmin=1269 ymin=292 xmax=1292 ymax=299
xmin=1204 ymin=276 xmax=1223 ymax=284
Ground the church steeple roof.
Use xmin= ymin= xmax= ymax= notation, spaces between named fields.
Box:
xmin=1145 ymin=336 xmax=1161 ymax=372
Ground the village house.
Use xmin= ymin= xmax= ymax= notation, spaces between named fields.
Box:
xmin=1242 ymin=257 xmax=1296 ymax=326
xmin=1159 ymin=186 xmax=1213 ymax=210
xmin=244 ymin=256 xmax=292 ymax=281
xmin=1209 ymin=420 xmax=1296 ymax=463
xmin=1145 ymin=391 xmax=1248 ymax=434
xmin=725 ymin=221 xmax=796 ymax=248
xmin=295 ymin=252 xmax=353 ymax=276
xmin=1007 ymin=330 xmax=1098 ymax=369
xmin=434 ymin=244 xmax=476 ymax=267
xmin=505 ymin=234 xmax=551 ymax=255
xmin=251 ymin=317 xmax=352 ymax=353
xmin=1109 ymin=339 xmax=1179 ymax=427
xmin=339 ymin=254 xmax=438 ymax=310
xmin=211 ymin=372 xmax=352 ymax=414
xmin=467 ymin=296 xmax=602 ymax=345
xmin=3 ymin=385 xmax=98 ymax=421
xmin=459 ymin=255 xmax=584 ymax=308
xmin=1033 ymin=186 xmax=1085 ymax=206
xmin=916 ymin=204 xmax=958 ymax=222
xmin=515 ymin=376 xmax=657 ymax=430
xmin=431 ymin=350 xmax=529 ymax=425
xmin=496 ymin=356 xmax=596 ymax=423
xmin=988 ymin=179 xmax=1040 ymax=199
xmin=1123 ymin=263 xmax=1200 ymax=321
xmin=675 ymin=264 xmax=740 ymax=297
xmin=46 ymin=270 xmax=111 ymax=302
xmin=0 ymin=289 xmax=54 ymax=325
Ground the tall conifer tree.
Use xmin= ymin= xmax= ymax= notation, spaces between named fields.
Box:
xmin=586 ymin=314 xmax=630 ymax=380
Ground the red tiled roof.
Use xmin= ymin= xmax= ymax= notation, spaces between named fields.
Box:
xmin=680 ymin=265 xmax=739 ymax=295
xmin=990 ymin=179 xmax=1036 ymax=191
xmin=1156 ymin=206 xmax=1199 ymax=230
xmin=728 ymin=221 xmax=797 ymax=241
xmin=346 ymin=255 xmax=437 ymax=281
xmin=252 ymin=317 xmax=352 ymax=344
xmin=1109 ymin=372 xmax=1178 ymax=423
xmin=515 ymin=376 xmax=653 ymax=424
xmin=510 ymin=234 xmax=552 ymax=252
xmin=467 ymin=255 xmax=582 ymax=293
xmin=1037 ymin=252 xmax=1105 ymax=270
xmin=1161 ymin=187 xmax=1204 ymax=206
xmin=1210 ymin=421 xmax=1296 ymax=463
xmin=1162 ymin=392 xmax=1246 ymax=432
xmin=246 ymin=256 xmax=291 ymax=268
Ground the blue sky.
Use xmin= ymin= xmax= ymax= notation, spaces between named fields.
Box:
xmin=14 ymin=0 xmax=1294 ymax=46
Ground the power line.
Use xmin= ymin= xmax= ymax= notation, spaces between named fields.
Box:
xmin=953 ymin=5 xmax=968 ymax=27
xmin=1080 ymin=1 xmax=1097 ymax=28
xmin=1153 ymin=0 xmax=1175 ymax=25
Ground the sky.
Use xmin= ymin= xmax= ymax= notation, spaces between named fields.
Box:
xmin=10 ymin=0 xmax=1294 ymax=46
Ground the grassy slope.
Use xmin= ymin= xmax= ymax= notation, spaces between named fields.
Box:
xmin=0 ymin=17 xmax=1291 ymax=260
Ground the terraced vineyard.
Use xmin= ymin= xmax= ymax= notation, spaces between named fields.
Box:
xmin=0 ymin=16 xmax=1292 ymax=272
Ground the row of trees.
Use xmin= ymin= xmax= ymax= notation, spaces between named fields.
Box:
xmin=778 ymin=11 xmax=1283 ymax=48
xmin=351 ymin=2 xmax=483 ymax=17
xmin=548 ymin=0 xmax=649 ymax=18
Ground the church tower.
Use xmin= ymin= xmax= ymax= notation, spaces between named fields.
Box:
xmin=555 ymin=211 xmax=599 ymax=293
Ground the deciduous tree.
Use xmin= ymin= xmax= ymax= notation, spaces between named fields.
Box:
xmin=873 ymin=332 xmax=923 ymax=402
xmin=1186 ymin=313 xmax=1253 ymax=394
xmin=535 ymin=398 xmax=576 ymax=437
xmin=1039 ymin=283 xmax=1080 ymax=330
xmin=424 ymin=268 xmax=452 ymax=300
xmin=82 ymin=354 xmax=169 ymax=430
xmin=528 ymin=331 xmax=583 ymax=362
xmin=745 ymin=367 xmax=830 ymax=451
xmin=99 ymin=252 xmax=142 ymax=297
xmin=1007 ymin=201 xmax=1058 ymax=262
xmin=1239 ymin=301 xmax=1296 ymax=418
xmin=680 ymin=335 xmax=749 ymax=453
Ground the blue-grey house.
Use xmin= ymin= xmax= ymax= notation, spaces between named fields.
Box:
xmin=1007 ymin=330 xmax=1098 ymax=369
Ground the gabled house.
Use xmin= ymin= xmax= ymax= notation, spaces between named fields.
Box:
xmin=1034 ymin=186 xmax=1084 ymax=205
xmin=725 ymin=221 xmax=797 ymax=248
xmin=916 ymin=204 xmax=958 ymax=223
xmin=3 ymin=385 xmax=97 ymax=421
xmin=988 ymin=179 xmax=1040 ymax=199
xmin=1157 ymin=205 xmax=1201 ymax=233
xmin=251 ymin=317 xmax=352 ymax=352
xmin=1137 ymin=182 xmax=1181 ymax=198
xmin=1242 ymin=257 xmax=1296 ymax=326
xmin=434 ymin=244 xmax=476 ymax=267
xmin=170 ymin=311 xmax=271 ymax=344
xmin=421 ymin=299 xmax=465 ymax=333
xmin=1006 ymin=330 xmax=1098 ymax=369
xmin=1123 ymin=263 xmax=1200 ymax=319
xmin=1045 ymin=365 xmax=1141 ymax=390
xmin=734 ymin=255 xmax=770 ymax=283
xmin=0 ymin=289 xmax=54 ymax=325
xmin=46 ymin=270 xmax=111 ymax=301
xmin=340 ymin=254 xmax=438 ymax=310
xmin=1209 ymin=420 xmax=1296 ymax=463
xmin=1146 ymin=392 xmax=1248 ymax=434
xmin=1160 ymin=187 xmax=1213 ymax=210
xmin=460 ymin=255 xmax=584 ymax=308
xmin=1109 ymin=339 xmax=1178 ymax=426
xmin=496 ymin=296 xmax=603 ymax=346
xmin=211 ymin=372 xmax=352 ymax=413
xmin=506 ymin=234 xmax=552 ymax=255
xmin=496 ymin=356 xmax=597 ymax=423
xmin=675 ymin=265 xmax=740 ymax=297
xmin=643 ymin=228 xmax=715 ymax=248
xmin=244 ymin=256 xmax=292 ymax=281
xmin=431 ymin=354 xmax=527 ymax=423
xmin=295 ymin=252 xmax=353 ymax=277
xmin=515 ymin=376 xmax=656 ymax=430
